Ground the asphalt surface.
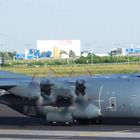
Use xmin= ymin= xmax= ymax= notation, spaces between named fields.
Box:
xmin=0 ymin=104 xmax=140 ymax=140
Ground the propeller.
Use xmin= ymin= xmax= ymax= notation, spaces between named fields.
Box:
xmin=85 ymin=68 xmax=93 ymax=77
xmin=38 ymin=81 xmax=75 ymax=107
xmin=40 ymin=79 xmax=54 ymax=96
xmin=8 ymin=72 xmax=42 ymax=99
xmin=63 ymin=78 xmax=95 ymax=109
xmin=75 ymin=79 xmax=86 ymax=96
xmin=8 ymin=67 xmax=92 ymax=108
xmin=8 ymin=79 xmax=41 ymax=99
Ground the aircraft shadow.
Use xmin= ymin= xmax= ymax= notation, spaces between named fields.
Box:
xmin=0 ymin=116 xmax=139 ymax=126
xmin=0 ymin=116 xmax=139 ymax=133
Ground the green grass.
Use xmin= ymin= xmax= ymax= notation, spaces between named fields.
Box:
xmin=1 ymin=63 xmax=140 ymax=77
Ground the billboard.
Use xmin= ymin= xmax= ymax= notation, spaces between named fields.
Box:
xmin=16 ymin=54 xmax=25 ymax=59
xmin=40 ymin=51 xmax=52 ymax=58
xmin=122 ymin=48 xmax=140 ymax=56
xmin=29 ymin=49 xmax=40 ymax=58
xmin=37 ymin=40 xmax=81 ymax=58
xmin=25 ymin=49 xmax=40 ymax=59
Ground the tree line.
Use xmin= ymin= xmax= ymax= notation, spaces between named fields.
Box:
xmin=0 ymin=51 xmax=16 ymax=60
xmin=75 ymin=54 xmax=139 ymax=64
xmin=1 ymin=52 xmax=140 ymax=66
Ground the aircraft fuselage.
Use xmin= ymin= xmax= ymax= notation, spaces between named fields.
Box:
xmin=1 ymin=74 xmax=140 ymax=124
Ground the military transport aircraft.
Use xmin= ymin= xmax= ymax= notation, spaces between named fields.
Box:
xmin=0 ymin=70 xmax=140 ymax=125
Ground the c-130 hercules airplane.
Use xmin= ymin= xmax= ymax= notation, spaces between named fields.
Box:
xmin=0 ymin=70 xmax=140 ymax=125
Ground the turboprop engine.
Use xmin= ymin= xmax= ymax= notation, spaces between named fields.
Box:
xmin=38 ymin=78 xmax=101 ymax=124
xmin=38 ymin=79 xmax=75 ymax=107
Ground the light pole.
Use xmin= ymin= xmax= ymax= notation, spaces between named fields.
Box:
xmin=84 ymin=42 xmax=94 ymax=65
xmin=91 ymin=50 xmax=93 ymax=65
xmin=0 ymin=56 xmax=1 ymax=69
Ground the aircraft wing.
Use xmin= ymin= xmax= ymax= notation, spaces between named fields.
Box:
xmin=0 ymin=70 xmax=90 ymax=107
xmin=0 ymin=85 xmax=16 ymax=91
xmin=0 ymin=70 xmax=34 ymax=95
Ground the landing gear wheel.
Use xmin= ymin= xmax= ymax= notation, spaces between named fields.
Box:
xmin=77 ymin=119 xmax=92 ymax=125
xmin=92 ymin=117 xmax=103 ymax=125
xmin=95 ymin=118 xmax=102 ymax=124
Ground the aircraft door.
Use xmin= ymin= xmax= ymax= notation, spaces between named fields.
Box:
xmin=109 ymin=97 xmax=117 ymax=111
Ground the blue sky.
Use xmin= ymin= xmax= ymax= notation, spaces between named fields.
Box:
xmin=0 ymin=0 xmax=140 ymax=53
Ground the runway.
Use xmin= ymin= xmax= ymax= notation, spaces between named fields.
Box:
xmin=0 ymin=104 xmax=140 ymax=140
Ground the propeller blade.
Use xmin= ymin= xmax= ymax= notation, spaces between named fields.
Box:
xmin=8 ymin=80 xmax=41 ymax=98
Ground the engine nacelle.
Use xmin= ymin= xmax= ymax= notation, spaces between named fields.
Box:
xmin=46 ymin=112 xmax=73 ymax=123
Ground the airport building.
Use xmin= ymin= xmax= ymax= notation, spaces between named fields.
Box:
xmin=111 ymin=48 xmax=140 ymax=56
xmin=122 ymin=48 xmax=140 ymax=56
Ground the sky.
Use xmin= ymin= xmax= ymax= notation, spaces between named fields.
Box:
xmin=0 ymin=0 xmax=140 ymax=54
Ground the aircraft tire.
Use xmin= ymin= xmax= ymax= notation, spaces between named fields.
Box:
xmin=91 ymin=117 xmax=103 ymax=125
xmin=77 ymin=119 xmax=91 ymax=125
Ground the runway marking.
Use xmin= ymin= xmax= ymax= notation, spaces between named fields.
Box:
xmin=80 ymin=133 xmax=97 ymax=137
xmin=80 ymin=131 xmax=140 ymax=138
xmin=80 ymin=132 xmax=110 ymax=137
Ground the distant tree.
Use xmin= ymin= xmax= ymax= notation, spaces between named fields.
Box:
xmin=0 ymin=51 xmax=16 ymax=60
xmin=8 ymin=51 xmax=16 ymax=59
xmin=60 ymin=50 xmax=67 ymax=55
xmin=69 ymin=50 xmax=76 ymax=58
